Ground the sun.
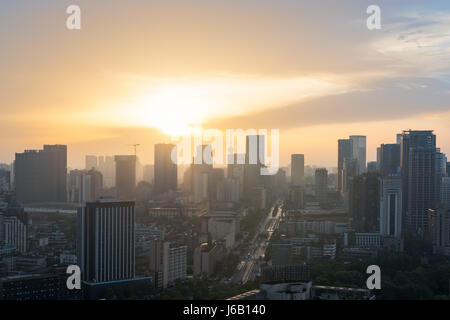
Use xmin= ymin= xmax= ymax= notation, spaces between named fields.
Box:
xmin=133 ymin=84 xmax=213 ymax=136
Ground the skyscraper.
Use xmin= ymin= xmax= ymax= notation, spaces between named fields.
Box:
xmin=149 ymin=240 xmax=187 ymax=289
xmin=441 ymin=177 xmax=450 ymax=209
xmin=191 ymin=145 xmax=212 ymax=203
xmin=67 ymin=169 xmax=103 ymax=204
xmin=350 ymin=135 xmax=367 ymax=174
xmin=338 ymin=139 xmax=353 ymax=194
xmin=380 ymin=175 xmax=402 ymax=238
xmin=85 ymin=155 xmax=98 ymax=170
xmin=380 ymin=143 xmax=401 ymax=176
xmin=349 ymin=172 xmax=380 ymax=233
xmin=154 ymin=144 xmax=177 ymax=195
xmin=315 ymin=168 xmax=328 ymax=208
xmin=114 ymin=155 xmax=136 ymax=200
xmin=244 ymin=135 xmax=265 ymax=200
xmin=97 ymin=156 xmax=115 ymax=188
xmin=14 ymin=145 xmax=67 ymax=203
xmin=291 ymin=154 xmax=305 ymax=186
xmin=428 ymin=208 xmax=450 ymax=256
xmin=400 ymin=130 xmax=440 ymax=234
xmin=77 ymin=200 xmax=135 ymax=283
xmin=245 ymin=135 xmax=265 ymax=165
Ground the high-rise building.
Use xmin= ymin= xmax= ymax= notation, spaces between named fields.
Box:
xmin=217 ymin=178 xmax=240 ymax=203
xmin=367 ymin=161 xmax=378 ymax=173
xmin=97 ymin=156 xmax=115 ymax=188
xmin=149 ymin=240 xmax=187 ymax=289
xmin=85 ymin=155 xmax=98 ymax=170
xmin=190 ymin=145 xmax=212 ymax=203
xmin=246 ymin=135 xmax=265 ymax=165
xmin=446 ymin=162 xmax=450 ymax=177
xmin=227 ymin=153 xmax=245 ymax=198
xmin=428 ymin=208 xmax=450 ymax=256
xmin=114 ymin=155 xmax=136 ymax=200
xmin=0 ymin=168 xmax=11 ymax=192
xmin=349 ymin=173 xmax=380 ymax=233
xmin=400 ymin=130 xmax=440 ymax=235
xmin=342 ymin=158 xmax=358 ymax=194
xmin=376 ymin=147 xmax=381 ymax=170
xmin=380 ymin=144 xmax=400 ymax=176
xmin=154 ymin=144 xmax=177 ymax=195
xmin=77 ymin=200 xmax=135 ymax=283
xmin=315 ymin=168 xmax=328 ymax=208
xmin=291 ymin=154 xmax=305 ymax=187
xmin=380 ymin=175 xmax=402 ymax=237
xmin=14 ymin=145 xmax=67 ymax=204
xmin=350 ymin=135 xmax=367 ymax=174
xmin=244 ymin=136 xmax=265 ymax=200
xmin=441 ymin=177 xmax=450 ymax=209
xmin=67 ymin=169 xmax=103 ymax=204
xmin=143 ymin=164 xmax=154 ymax=184
xmin=338 ymin=139 xmax=353 ymax=194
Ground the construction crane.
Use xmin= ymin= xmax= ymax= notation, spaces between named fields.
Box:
xmin=129 ymin=144 xmax=140 ymax=157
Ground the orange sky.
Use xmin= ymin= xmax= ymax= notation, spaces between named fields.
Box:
xmin=1 ymin=1 xmax=450 ymax=168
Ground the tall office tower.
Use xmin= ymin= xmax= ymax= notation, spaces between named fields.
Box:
xmin=342 ymin=158 xmax=359 ymax=194
xmin=217 ymin=178 xmax=241 ymax=203
xmin=350 ymin=135 xmax=367 ymax=174
xmin=0 ymin=213 xmax=4 ymax=249
xmin=114 ymin=155 xmax=136 ymax=200
xmin=77 ymin=200 xmax=135 ymax=283
xmin=380 ymin=175 xmax=403 ymax=237
xmin=441 ymin=177 xmax=450 ymax=209
xmin=437 ymin=153 xmax=447 ymax=177
xmin=67 ymin=169 xmax=103 ymax=204
xmin=380 ymin=143 xmax=401 ymax=176
xmin=210 ymin=168 xmax=225 ymax=201
xmin=396 ymin=134 xmax=402 ymax=145
xmin=349 ymin=173 xmax=380 ymax=233
xmin=149 ymin=240 xmax=187 ymax=289
xmin=367 ymin=161 xmax=378 ymax=173
xmin=338 ymin=139 xmax=353 ymax=194
xmin=3 ymin=202 xmax=28 ymax=253
xmin=0 ymin=168 xmax=11 ymax=191
xmin=154 ymin=144 xmax=177 ymax=195
xmin=428 ymin=208 xmax=450 ymax=256
xmin=447 ymin=162 xmax=450 ymax=177
xmin=400 ymin=130 xmax=440 ymax=234
xmin=3 ymin=216 xmax=27 ymax=253
xmin=143 ymin=164 xmax=154 ymax=184
xmin=85 ymin=155 xmax=98 ymax=170
xmin=98 ymin=156 xmax=115 ymax=188
xmin=190 ymin=145 xmax=213 ymax=203
xmin=288 ymin=186 xmax=304 ymax=209
xmin=315 ymin=168 xmax=328 ymax=209
xmin=227 ymin=153 xmax=245 ymax=198
xmin=291 ymin=154 xmax=305 ymax=186
xmin=14 ymin=145 xmax=67 ymax=204
xmin=244 ymin=135 xmax=265 ymax=200
xmin=376 ymin=147 xmax=381 ymax=169
xmin=245 ymin=135 xmax=265 ymax=165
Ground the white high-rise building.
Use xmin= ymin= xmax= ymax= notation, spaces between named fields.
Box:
xmin=380 ymin=176 xmax=402 ymax=237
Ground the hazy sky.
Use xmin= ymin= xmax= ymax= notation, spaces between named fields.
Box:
xmin=1 ymin=0 xmax=450 ymax=168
